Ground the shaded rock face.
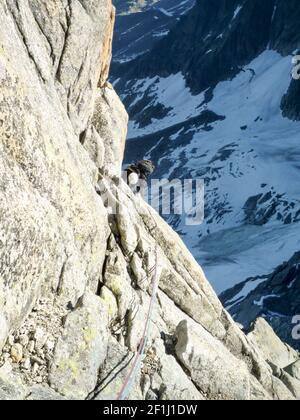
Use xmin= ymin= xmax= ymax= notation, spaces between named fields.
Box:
xmin=114 ymin=0 xmax=300 ymax=93
xmin=114 ymin=0 xmax=300 ymax=121
xmin=112 ymin=0 xmax=195 ymax=63
xmin=220 ymin=252 xmax=300 ymax=351
xmin=49 ymin=291 xmax=109 ymax=399
xmin=1 ymin=0 xmax=300 ymax=401
xmin=285 ymin=360 xmax=300 ymax=382
xmin=270 ymin=1 xmax=300 ymax=54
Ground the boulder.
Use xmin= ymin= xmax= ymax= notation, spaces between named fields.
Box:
xmin=247 ymin=318 xmax=299 ymax=368
xmin=175 ymin=320 xmax=251 ymax=400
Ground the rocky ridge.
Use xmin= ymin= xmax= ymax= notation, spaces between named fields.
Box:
xmin=0 ymin=0 xmax=300 ymax=400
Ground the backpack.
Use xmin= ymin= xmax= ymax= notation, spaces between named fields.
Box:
xmin=136 ymin=160 xmax=155 ymax=179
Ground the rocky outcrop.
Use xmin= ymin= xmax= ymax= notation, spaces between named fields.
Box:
xmin=247 ymin=318 xmax=299 ymax=369
xmin=1 ymin=0 xmax=300 ymax=401
xmin=247 ymin=319 xmax=300 ymax=399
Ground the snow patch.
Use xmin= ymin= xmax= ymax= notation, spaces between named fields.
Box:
xmin=254 ymin=294 xmax=281 ymax=307
xmin=233 ymin=5 xmax=243 ymax=19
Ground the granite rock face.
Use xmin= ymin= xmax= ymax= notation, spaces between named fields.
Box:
xmin=247 ymin=318 xmax=299 ymax=369
xmin=0 ymin=0 xmax=117 ymax=352
xmin=0 ymin=0 xmax=300 ymax=401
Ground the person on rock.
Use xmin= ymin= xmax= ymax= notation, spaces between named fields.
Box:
xmin=126 ymin=160 xmax=155 ymax=193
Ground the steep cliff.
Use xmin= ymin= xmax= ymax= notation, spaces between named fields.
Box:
xmin=0 ymin=0 xmax=299 ymax=400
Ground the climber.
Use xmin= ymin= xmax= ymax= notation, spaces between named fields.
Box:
xmin=126 ymin=160 xmax=155 ymax=192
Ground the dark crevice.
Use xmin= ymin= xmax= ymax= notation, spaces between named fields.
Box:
xmin=29 ymin=6 xmax=56 ymax=65
xmin=55 ymin=0 xmax=72 ymax=83
xmin=56 ymin=260 xmax=67 ymax=296
xmin=95 ymin=235 xmax=111 ymax=297
xmin=160 ymin=331 xmax=177 ymax=356
xmin=79 ymin=129 xmax=87 ymax=145
xmin=7 ymin=0 xmax=46 ymax=83
xmin=72 ymin=48 xmax=90 ymax=108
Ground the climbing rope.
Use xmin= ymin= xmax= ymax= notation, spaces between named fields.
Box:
xmin=117 ymin=245 xmax=159 ymax=400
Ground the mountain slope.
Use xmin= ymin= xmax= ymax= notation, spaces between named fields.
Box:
xmin=112 ymin=0 xmax=194 ymax=62
xmin=114 ymin=0 xmax=300 ymax=91
xmin=220 ymin=251 xmax=300 ymax=351
xmin=115 ymin=0 xmax=276 ymax=92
